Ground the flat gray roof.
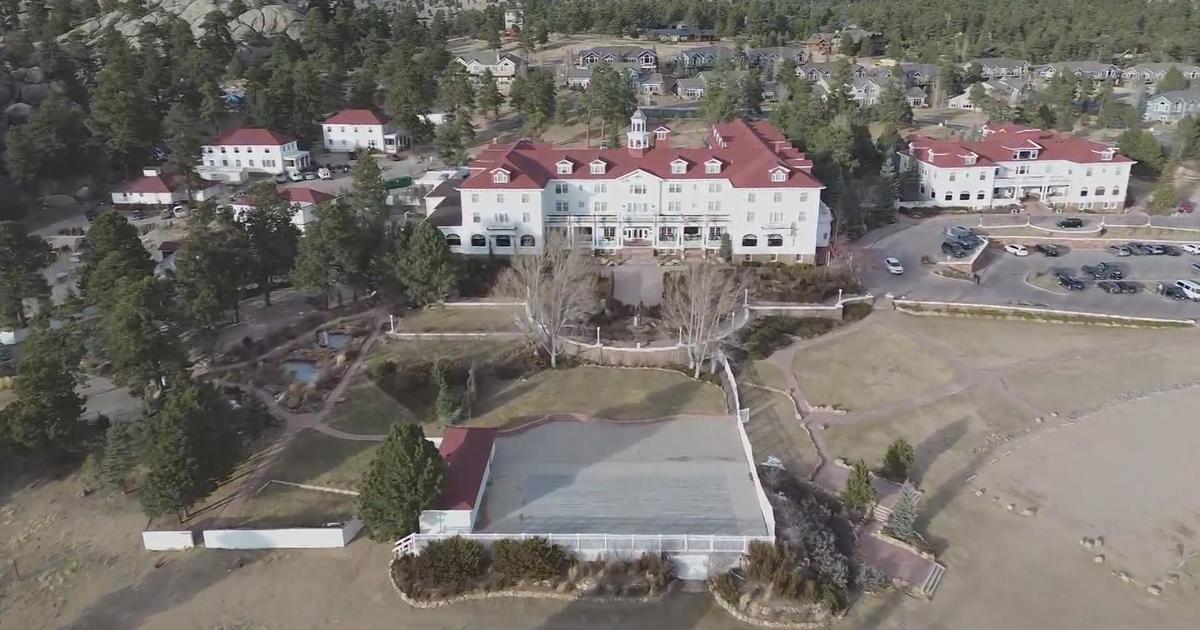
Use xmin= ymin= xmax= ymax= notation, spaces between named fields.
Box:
xmin=475 ymin=417 xmax=768 ymax=536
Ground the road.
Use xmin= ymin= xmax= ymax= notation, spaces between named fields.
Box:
xmin=855 ymin=215 xmax=1200 ymax=320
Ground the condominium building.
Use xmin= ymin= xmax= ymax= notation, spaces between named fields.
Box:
xmin=902 ymin=123 xmax=1133 ymax=210
xmin=197 ymin=128 xmax=311 ymax=183
xmin=426 ymin=111 xmax=832 ymax=263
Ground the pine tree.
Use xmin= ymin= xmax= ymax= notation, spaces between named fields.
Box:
xmin=433 ymin=363 xmax=460 ymax=425
xmin=1 ymin=325 xmax=88 ymax=463
xmin=435 ymin=116 xmax=468 ymax=165
xmin=0 ymin=221 xmax=53 ymax=328
xmin=101 ymin=420 xmax=140 ymax=490
xmin=740 ymin=69 xmax=765 ymax=115
xmin=477 ymin=69 xmax=505 ymax=119
xmin=885 ymin=483 xmax=921 ymax=543
xmin=841 ymin=459 xmax=877 ymax=514
xmin=100 ymin=276 xmax=184 ymax=392
xmin=463 ymin=362 xmax=478 ymax=419
xmin=163 ymin=101 xmax=203 ymax=185
xmin=140 ymin=379 xmax=243 ymax=519
xmin=876 ymin=79 xmax=913 ymax=127
xmin=882 ymin=438 xmax=914 ymax=482
xmin=1178 ymin=116 xmax=1200 ymax=160
xmin=394 ymin=220 xmax=457 ymax=307
xmin=1151 ymin=161 xmax=1182 ymax=212
xmin=359 ymin=423 xmax=446 ymax=540
xmin=240 ymin=184 xmax=300 ymax=306
xmin=1159 ymin=66 xmax=1188 ymax=92
xmin=1095 ymin=82 xmax=1124 ymax=129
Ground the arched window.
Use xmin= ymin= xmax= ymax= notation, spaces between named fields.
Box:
xmin=741 ymin=234 xmax=758 ymax=247
xmin=445 ymin=234 xmax=461 ymax=246
xmin=520 ymin=234 xmax=536 ymax=247
xmin=1095 ymin=186 xmax=1105 ymax=196
xmin=470 ymin=234 xmax=487 ymax=247
xmin=767 ymin=234 xmax=784 ymax=247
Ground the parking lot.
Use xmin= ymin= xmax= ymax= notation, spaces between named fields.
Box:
xmin=858 ymin=217 xmax=1200 ymax=319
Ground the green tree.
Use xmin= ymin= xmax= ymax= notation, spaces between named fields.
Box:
xmin=699 ymin=69 xmax=741 ymax=123
xmin=4 ymin=91 xmax=92 ymax=185
xmin=882 ymin=438 xmax=914 ymax=482
xmin=1159 ymin=66 xmax=1188 ymax=92
xmin=1116 ymin=128 xmax=1166 ymax=175
xmin=1095 ymin=82 xmax=1124 ymax=129
xmin=80 ymin=212 xmax=155 ymax=304
xmin=841 ymin=459 xmax=878 ymax=514
xmin=140 ymin=379 xmax=243 ymax=519
xmin=100 ymin=420 xmax=141 ymax=491
xmin=0 ymin=222 xmax=52 ymax=328
xmin=197 ymin=10 xmax=235 ymax=71
xmin=477 ymin=69 xmax=505 ymax=119
xmin=439 ymin=63 xmax=477 ymax=116
xmin=885 ymin=483 xmax=921 ymax=543
xmin=174 ymin=224 xmax=253 ymax=326
xmin=351 ymin=156 xmax=388 ymax=218
xmin=1151 ymin=161 xmax=1182 ymax=212
xmin=163 ymin=100 xmax=204 ymax=185
xmin=394 ymin=220 xmax=457 ymax=307
xmin=433 ymin=363 xmax=461 ymax=425
xmin=876 ymin=78 xmax=913 ymax=127
xmin=88 ymin=35 xmax=157 ymax=175
xmin=1045 ymin=73 xmax=1079 ymax=131
xmin=770 ymin=77 xmax=824 ymax=149
xmin=359 ymin=422 xmax=446 ymax=540
xmin=1179 ymin=116 xmax=1200 ymax=160
xmin=582 ymin=65 xmax=636 ymax=139
xmin=294 ymin=200 xmax=358 ymax=308
xmin=1 ymin=325 xmax=88 ymax=463
xmin=100 ymin=276 xmax=183 ymax=392
xmin=240 ymin=184 xmax=300 ymax=306
xmin=740 ymin=68 xmax=765 ymax=115
xmin=825 ymin=58 xmax=858 ymax=115
xmin=435 ymin=116 xmax=468 ymax=165
xmin=509 ymin=69 xmax=557 ymax=136
xmin=933 ymin=58 xmax=962 ymax=107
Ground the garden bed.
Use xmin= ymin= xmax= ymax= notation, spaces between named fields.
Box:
xmin=747 ymin=264 xmax=862 ymax=304
xmin=389 ymin=536 xmax=675 ymax=607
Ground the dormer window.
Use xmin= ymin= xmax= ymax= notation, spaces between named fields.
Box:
xmin=671 ymin=159 xmax=688 ymax=174
xmin=964 ymin=154 xmax=977 ymax=165
xmin=590 ymin=160 xmax=606 ymax=175
xmin=769 ymin=167 xmax=787 ymax=182
xmin=556 ymin=159 xmax=573 ymax=175
xmin=705 ymin=159 xmax=722 ymax=174
xmin=1013 ymin=149 xmax=1038 ymax=160
xmin=492 ymin=168 xmax=510 ymax=184
xmin=1100 ymin=149 xmax=1115 ymax=161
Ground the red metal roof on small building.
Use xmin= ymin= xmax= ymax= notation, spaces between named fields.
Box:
xmin=906 ymin=124 xmax=1132 ymax=168
xmin=119 ymin=173 xmax=182 ymax=194
xmin=323 ymin=109 xmax=392 ymax=126
xmin=208 ymin=127 xmax=296 ymax=146
xmin=430 ymin=427 xmax=497 ymax=510
xmin=284 ymin=187 xmax=335 ymax=205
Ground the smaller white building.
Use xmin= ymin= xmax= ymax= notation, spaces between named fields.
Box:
xmin=455 ymin=52 xmax=527 ymax=94
xmin=111 ymin=167 xmax=221 ymax=206
xmin=198 ymin=128 xmax=312 ymax=183
xmin=418 ymin=428 xmax=498 ymax=535
xmin=321 ymin=109 xmax=410 ymax=154
xmin=231 ymin=186 xmax=335 ymax=234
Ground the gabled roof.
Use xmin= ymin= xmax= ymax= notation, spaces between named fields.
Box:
xmin=907 ymin=124 xmax=1132 ymax=167
xmin=430 ymin=427 xmax=497 ymax=510
xmin=457 ymin=51 xmax=526 ymax=66
xmin=323 ymin=109 xmax=391 ymax=126
xmin=119 ymin=173 xmax=182 ymax=193
xmin=676 ymin=45 xmax=739 ymax=59
xmin=284 ymin=187 xmax=335 ymax=205
xmin=208 ymin=128 xmax=296 ymax=146
xmin=1149 ymin=89 xmax=1200 ymax=103
xmin=971 ymin=57 xmax=1028 ymax=69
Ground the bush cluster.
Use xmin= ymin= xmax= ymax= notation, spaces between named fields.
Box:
xmin=738 ymin=316 xmax=837 ymax=360
xmin=747 ymin=264 xmax=863 ymax=303
xmin=492 ymin=537 xmax=570 ymax=581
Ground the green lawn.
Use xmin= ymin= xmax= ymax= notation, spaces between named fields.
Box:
xmin=392 ymin=306 xmax=522 ymax=332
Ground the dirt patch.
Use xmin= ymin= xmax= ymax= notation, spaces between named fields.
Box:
xmin=393 ymin=306 xmax=522 ymax=332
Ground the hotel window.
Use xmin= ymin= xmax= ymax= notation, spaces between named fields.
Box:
xmin=949 ymin=172 xmax=956 ymax=182
xmin=495 ymin=235 xmax=512 ymax=247
xmin=471 ymin=194 xmax=479 ymax=203
xmin=578 ymin=201 xmax=585 ymax=209
xmin=747 ymin=192 xmax=756 ymax=202
xmin=495 ymin=212 xmax=509 ymax=223
xmin=555 ymin=200 xmax=569 ymax=212
xmin=521 ymin=194 xmax=530 ymax=203
xmin=707 ymin=183 xmax=721 ymax=193
xmin=667 ymin=201 xmax=681 ymax=212
xmin=769 ymin=211 xmax=784 ymax=222
xmin=671 ymin=161 xmax=687 ymax=174
xmin=631 ymin=183 xmax=647 ymax=194
xmin=705 ymin=161 xmax=721 ymax=174
xmin=1080 ymin=189 xmax=1089 ymax=197
xmin=472 ymin=212 xmax=481 ymax=223
xmin=1095 ymin=187 xmax=1105 ymax=196
xmin=799 ymin=192 xmax=808 ymax=202
xmin=522 ymin=212 xmax=531 ymax=223
xmin=977 ymin=191 xmax=986 ymax=200
xmin=979 ymin=171 xmax=986 ymax=180
xmin=766 ymin=234 xmax=784 ymax=247
xmin=771 ymin=170 xmax=786 ymax=182
xmin=1016 ymin=165 xmax=1029 ymax=175
xmin=707 ymin=201 xmax=721 ymax=212
xmin=668 ymin=184 xmax=683 ymax=193
xmin=773 ymin=192 xmax=783 ymax=203
xmin=1111 ymin=187 xmax=1120 ymax=197
xmin=496 ymin=194 xmax=504 ymax=203
xmin=1086 ymin=168 xmax=1094 ymax=176
xmin=557 ymin=162 xmax=572 ymax=175
xmin=593 ymin=183 xmax=607 ymax=193
xmin=959 ymin=192 xmax=970 ymax=201
xmin=593 ymin=202 xmax=607 ymax=212
xmin=555 ymin=183 xmax=568 ymax=194
xmin=944 ymin=192 xmax=953 ymax=201
xmin=590 ymin=162 xmax=605 ymax=174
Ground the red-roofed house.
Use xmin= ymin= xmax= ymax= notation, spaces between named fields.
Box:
xmin=198 ymin=127 xmax=312 ymax=183
xmin=232 ymin=186 xmax=337 ymax=234
xmin=902 ymin=124 xmax=1133 ymax=210
xmin=321 ymin=109 xmax=411 ymax=154
xmin=419 ymin=427 xmax=498 ymax=534
xmin=431 ymin=110 xmax=832 ymax=263
xmin=111 ymin=167 xmax=222 ymax=206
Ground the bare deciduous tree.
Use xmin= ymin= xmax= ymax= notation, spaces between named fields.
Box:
xmin=662 ymin=260 xmax=744 ymax=378
xmin=498 ymin=233 xmax=597 ymax=367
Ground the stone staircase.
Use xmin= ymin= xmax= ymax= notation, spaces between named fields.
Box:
xmin=919 ymin=562 xmax=947 ymax=598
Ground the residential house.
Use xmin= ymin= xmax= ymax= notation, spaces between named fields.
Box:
xmin=1143 ymin=89 xmax=1200 ymax=122
xmin=577 ymin=46 xmax=658 ymax=70
xmin=674 ymin=71 xmax=776 ymax=102
xmin=197 ymin=128 xmax=311 ymax=183
xmin=1035 ymin=61 xmax=1120 ymax=82
xmin=796 ymin=62 xmax=866 ymax=82
xmin=321 ymin=109 xmax=410 ymax=154
xmin=897 ymin=63 xmax=940 ymax=87
xmin=435 ymin=110 xmax=832 ymax=263
xmin=746 ymin=47 xmax=807 ymax=74
xmin=638 ymin=73 xmax=668 ymax=96
xmin=947 ymin=78 xmax=1032 ymax=110
xmin=455 ymin=51 xmax=527 ymax=93
xmin=902 ymin=123 xmax=1133 ymax=210
xmin=111 ymin=166 xmax=221 ymax=207
xmin=815 ymin=76 xmax=887 ymax=107
xmin=1121 ymin=63 xmax=1200 ymax=86
xmin=232 ymin=186 xmax=335 ymax=234
xmin=969 ymin=58 xmax=1030 ymax=80
xmin=564 ymin=64 xmax=665 ymax=95
xmin=672 ymin=46 xmax=741 ymax=71
xmin=803 ymin=32 xmax=837 ymax=58
xmin=642 ymin=24 xmax=717 ymax=42
xmin=832 ymin=26 xmax=881 ymax=55
xmin=906 ymin=87 xmax=929 ymax=108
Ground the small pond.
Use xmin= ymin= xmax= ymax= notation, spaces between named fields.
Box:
xmin=317 ymin=331 xmax=352 ymax=350
xmin=282 ymin=360 xmax=320 ymax=384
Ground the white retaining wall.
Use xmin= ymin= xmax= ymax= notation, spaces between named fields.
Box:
xmin=142 ymin=529 xmax=198 ymax=551
xmin=203 ymin=519 xmax=364 ymax=549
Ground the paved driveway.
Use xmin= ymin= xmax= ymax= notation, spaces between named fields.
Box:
xmin=858 ymin=218 xmax=1200 ymax=319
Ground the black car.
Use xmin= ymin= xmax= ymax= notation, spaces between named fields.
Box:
xmin=1097 ymin=281 xmax=1123 ymax=294
xmin=1117 ymin=281 xmax=1141 ymax=293
xmin=388 ymin=153 xmax=403 ymax=161
xmin=1126 ymin=242 xmax=1149 ymax=255
xmin=1056 ymin=272 xmax=1086 ymax=290
xmin=1082 ymin=263 xmax=1125 ymax=280
xmin=1056 ymin=217 xmax=1085 ymax=228
xmin=1162 ymin=285 xmax=1189 ymax=300
xmin=941 ymin=241 xmax=968 ymax=258
xmin=1161 ymin=245 xmax=1182 ymax=256
xmin=1035 ymin=243 xmax=1062 ymax=257
xmin=1106 ymin=244 xmax=1132 ymax=257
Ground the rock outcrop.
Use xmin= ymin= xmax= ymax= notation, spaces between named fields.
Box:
xmin=64 ymin=0 xmax=304 ymax=47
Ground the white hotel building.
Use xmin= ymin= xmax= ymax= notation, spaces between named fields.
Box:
xmin=902 ymin=123 xmax=1133 ymax=211
xmin=197 ymin=128 xmax=312 ymax=183
xmin=427 ymin=111 xmax=832 ymax=263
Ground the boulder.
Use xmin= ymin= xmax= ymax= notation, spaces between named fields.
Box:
xmin=11 ymin=66 xmax=46 ymax=85
xmin=75 ymin=186 xmax=92 ymax=201
xmin=4 ymin=103 xmax=33 ymax=125
xmin=17 ymin=82 xmax=50 ymax=107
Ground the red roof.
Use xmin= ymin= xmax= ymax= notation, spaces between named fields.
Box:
xmin=430 ymin=428 xmax=497 ymax=510
xmin=119 ymin=173 xmax=182 ymax=194
xmin=284 ymin=187 xmax=335 ymax=205
xmin=907 ymin=124 xmax=1132 ymax=168
xmin=323 ymin=109 xmax=392 ymax=126
xmin=209 ymin=127 xmax=296 ymax=146
xmin=461 ymin=118 xmax=824 ymax=190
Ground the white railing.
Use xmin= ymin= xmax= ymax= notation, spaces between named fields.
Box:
xmin=720 ymin=355 xmax=776 ymax=539
xmin=394 ymin=532 xmax=771 ymax=558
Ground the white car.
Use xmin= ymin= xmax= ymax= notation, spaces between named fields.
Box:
xmin=1004 ymin=243 xmax=1029 ymax=257
xmin=286 ymin=169 xmax=304 ymax=182
xmin=1182 ymin=243 xmax=1200 ymax=255
xmin=317 ymin=167 xmax=332 ymax=180
xmin=884 ymin=257 xmax=904 ymax=275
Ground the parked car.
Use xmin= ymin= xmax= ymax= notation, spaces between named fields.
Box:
xmin=273 ymin=173 xmax=289 ymax=184
xmin=172 ymin=205 xmax=189 ymax=218
xmin=1116 ymin=281 xmax=1141 ymax=293
xmin=1056 ymin=272 xmax=1085 ymax=290
xmin=303 ymin=171 xmax=318 ymax=180
xmin=388 ymin=153 xmax=403 ymax=161
xmin=1182 ymin=243 xmax=1200 ymax=255
xmin=1106 ymin=244 xmax=1132 ymax=257
xmin=945 ymin=225 xmax=977 ymax=239
xmin=1004 ymin=243 xmax=1029 ymax=256
xmin=1162 ymin=244 xmax=1182 ymax=256
xmin=1035 ymin=243 xmax=1062 ymax=257
xmin=941 ymin=241 xmax=968 ymax=258
xmin=287 ymin=169 xmax=304 ymax=182
xmin=955 ymin=234 xmax=984 ymax=248
xmin=1146 ymin=244 xmax=1167 ymax=256
xmin=1082 ymin=263 xmax=1124 ymax=280
xmin=1178 ymin=279 xmax=1200 ymax=300
xmin=129 ymin=209 xmax=143 ymax=220
xmin=1178 ymin=201 xmax=1196 ymax=214
xmin=1190 ymin=262 xmax=1200 ymax=274
xmin=1056 ymin=217 xmax=1085 ymax=228
xmin=884 ymin=257 xmax=904 ymax=275
xmin=348 ymin=151 xmax=359 ymax=161
xmin=1097 ymin=281 xmax=1123 ymax=294
xmin=317 ymin=167 xmax=332 ymax=180
xmin=1127 ymin=242 xmax=1151 ymax=256
xmin=1161 ymin=284 xmax=1190 ymax=300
